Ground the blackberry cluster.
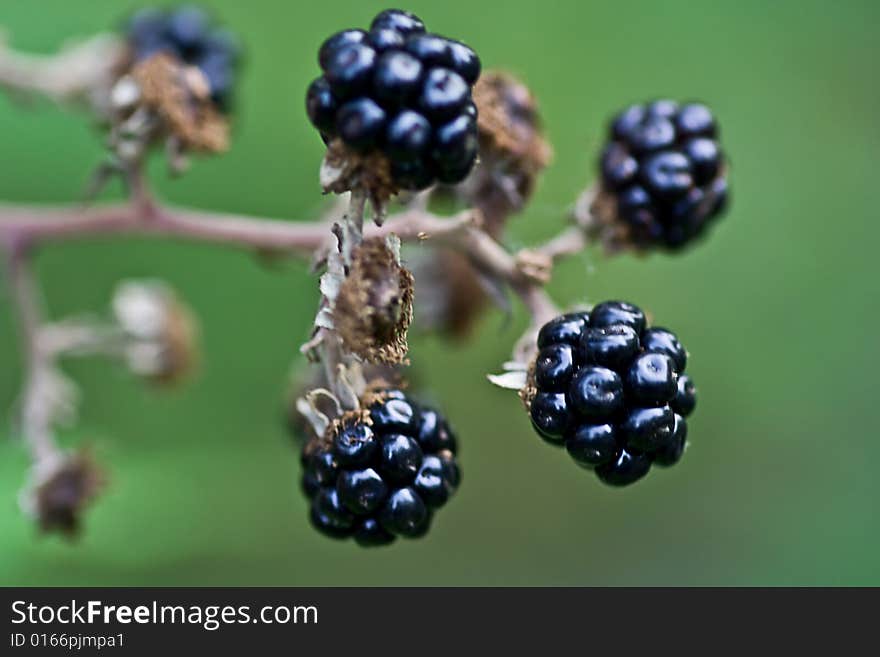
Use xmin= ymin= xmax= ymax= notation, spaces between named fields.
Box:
xmin=125 ymin=6 xmax=241 ymax=111
xmin=600 ymin=100 xmax=728 ymax=250
xmin=301 ymin=391 xmax=460 ymax=546
xmin=306 ymin=9 xmax=481 ymax=190
xmin=529 ymin=301 xmax=697 ymax=486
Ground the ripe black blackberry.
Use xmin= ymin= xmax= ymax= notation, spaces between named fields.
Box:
xmin=306 ymin=9 xmax=481 ymax=190
xmin=124 ymin=5 xmax=241 ymax=111
xmin=598 ymin=100 xmax=728 ymax=250
xmin=301 ymin=390 xmax=461 ymax=546
xmin=529 ymin=302 xmax=697 ymax=486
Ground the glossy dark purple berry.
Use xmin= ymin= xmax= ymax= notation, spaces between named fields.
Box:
xmin=620 ymin=406 xmax=675 ymax=453
xmin=333 ymin=422 xmax=378 ymax=467
xmin=580 ymin=324 xmax=640 ymax=371
xmin=126 ymin=8 xmax=166 ymax=48
xmin=642 ymin=327 xmax=687 ymax=372
xmin=370 ymin=9 xmax=425 ymax=36
xmin=353 ymin=517 xmax=396 ymax=547
xmin=589 ymin=301 xmax=646 ymax=335
xmin=336 ymin=98 xmax=386 ymax=152
xmin=404 ymin=34 xmax=452 ymax=68
xmin=676 ymin=103 xmax=716 ymax=138
xmin=534 ymin=344 xmax=576 ymax=392
xmin=671 ymin=374 xmax=697 ymax=417
xmin=373 ymin=51 xmax=423 ymax=105
xmin=431 ymin=114 xmax=478 ymax=169
xmin=378 ymin=434 xmax=423 ymax=484
xmin=416 ymin=409 xmax=457 ymax=453
xmin=310 ymin=488 xmax=355 ymax=538
xmin=438 ymin=450 xmax=460 ymax=487
xmin=370 ymin=394 xmax=419 ymax=433
xmin=324 ymin=43 xmax=377 ymax=99
xmin=336 ymin=468 xmax=388 ymax=515
xmin=435 ymin=153 xmax=477 ymax=184
xmin=569 ymin=367 xmax=624 ymax=419
xmin=626 ymin=353 xmax=678 ymax=406
xmin=654 ymin=414 xmax=687 ymax=467
xmin=391 ymin=159 xmax=435 ymax=190
xmin=307 ymin=450 xmax=339 ymax=486
xmin=565 ymin=423 xmax=618 ymax=468
xmin=301 ymin=470 xmax=320 ymax=498
xmin=414 ymin=455 xmax=456 ymax=508
xmin=306 ymin=77 xmax=338 ymax=134
xmin=611 ymin=104 xmax=645 ymax=141
xmin=166 ymin=6 xmax=209 ymax=53
xmin=601 ymin=143 xmax=639 ymax=189
xmin=595 ymin=449 xmax=652 ymax=487
xmin=319 ymin=29 xmax=367 ymax=70
xmin=641 ymin=151 xmax=693 ymax=199
xmin=683 ymin=138 xmax=721 ymax=185
xmin=628 ymin=117 xmax=676 ymax=154
xmin=367 ymin=28 xmax=406 ymax=52
xmin=537 ymin=312 xmax=590 ymax=348
xmin=379 ymin=487 xmax=429 ymax=537
xmin=529 ymin=392 xmax=569 ymax=443
xmin=198 ymin=50 xmax=233 ymax=108
xmin=418 ymin=68 xmax=469 ymax=121
xmin=646 ymin=99 xmax=679 ymax=119
xmin=446 ymin=40 xmax=481 ymax=84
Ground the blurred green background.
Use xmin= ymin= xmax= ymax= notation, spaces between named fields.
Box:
xmin=1 ymin=0 xmax=877 ymax=586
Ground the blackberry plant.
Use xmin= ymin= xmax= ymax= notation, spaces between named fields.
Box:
xmin=0 ymin=6 xmax=729 ymax=545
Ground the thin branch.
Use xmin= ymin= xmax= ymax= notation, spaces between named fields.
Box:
xmin=0 ymin=32 xmax=125 ymax=106
xmin=5 ymin=247 xmax=64 ymax=466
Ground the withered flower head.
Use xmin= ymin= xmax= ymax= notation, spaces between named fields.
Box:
xmin=333 ymin=238 xmax=414 ymax=364
xmin=22 ymin=451 xmax=105 ymax=539
xmin=121 ymin=53 xmax=230 ymax=153
xmin=112 ymin=280 xmax=200 ymax=384
xmin=457 ymin=70 xmax=553 ymax=226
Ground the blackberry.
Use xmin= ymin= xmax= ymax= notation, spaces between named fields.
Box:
xmin=301 ymin=391 xmax=460 ymax=545
xmin=598 ymin=100 xmax=728 ymax=250
xmin=527 ymin=301 xmax=697 ymax=486
xmin=123 ymin=5 xmax=241 ymax=111
xmin=307 ymin=9 xmax=481 ymax=190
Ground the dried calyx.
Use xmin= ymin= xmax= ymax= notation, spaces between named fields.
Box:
xmin=459 ymin=70 xmax=553 ymax=226
xmin=109 ymin=53 xmax=230 ymax=164
xmin=20 ymin=450 xmax=105 ymax=538
xmin=112 ymin=280 xmax=199 ymax=384
xmin=333 ymin=238 xmax=414 ymax=364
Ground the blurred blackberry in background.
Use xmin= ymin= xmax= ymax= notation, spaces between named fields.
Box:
xmin=124 ymin=5 xmax=242 ymax=111
xmin=301 ymin=390 xmax=461 ymax=546
xmin=306 ymin=9 xmax=481 ymax=190
xmin=598 ymin=100 xmax=728 ymax=250
xmin=529 ymin=301 xmax=697 ymax=486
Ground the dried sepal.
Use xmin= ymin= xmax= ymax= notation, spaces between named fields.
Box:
xmin=320 ymin=139 xmax=398 ymax=219
xmin=455 ymin=70 xmax=553 ymax=227
xmin=112 ymin=280 xmax=199 ymax=384
xmin=518 ymin=361 xmax=538 ymax=412
xmin=20 ymin=450 xmax=105 ymax=538
xmin=124 ymin=53 xmax=230 ymax=153
xmin=333 ymin=237 xmax=414 ymax=364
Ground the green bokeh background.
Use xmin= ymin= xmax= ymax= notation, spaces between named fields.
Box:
xmin=1 ymin=0 xmax=877 ymax=586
